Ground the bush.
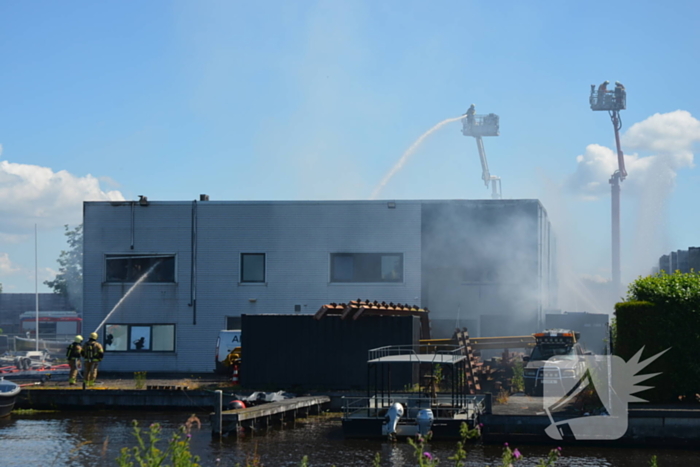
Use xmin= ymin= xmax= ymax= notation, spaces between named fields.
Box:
xmin=615 ymin=271 xmax=700 ymax=402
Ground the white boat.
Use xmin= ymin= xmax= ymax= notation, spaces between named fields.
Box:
xmin=0 ymin=378 xmax=21 ymax=417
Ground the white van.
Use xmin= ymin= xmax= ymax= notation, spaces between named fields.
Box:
xmin=214 ymin=330 xmax=241 ymax=373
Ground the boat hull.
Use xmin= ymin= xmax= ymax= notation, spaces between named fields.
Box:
xmin=0 ymin=365 xmax=70 ymax=382
xmin=0 ymin=379 xmax=21 ymax=418
xmin=342 ymin=417 xmax=476 ymax=440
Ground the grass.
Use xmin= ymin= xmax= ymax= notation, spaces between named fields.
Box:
xmin=134 ymin=371 xmax=147 ymax=389
xmin=11 ymin=408 xmax=59 ymax=414
xmin=494 ymin=388 xmax=510 ymax=404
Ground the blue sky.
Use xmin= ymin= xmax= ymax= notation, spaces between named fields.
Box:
xmin=1 ymin=1 xmax=699 ymax=308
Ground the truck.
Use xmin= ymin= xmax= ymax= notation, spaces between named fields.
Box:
xmin=214 ymin=329 xmax=241 ymax=374
xmin=522 ymin=329 xmax=588 ymax=397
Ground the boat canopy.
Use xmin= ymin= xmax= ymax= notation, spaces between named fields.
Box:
xmin=367 ymin=345 xmax=466 ymax=365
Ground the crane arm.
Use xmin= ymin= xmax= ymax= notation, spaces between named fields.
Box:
xmin=474 ymin=136 xmax=491 ymax=187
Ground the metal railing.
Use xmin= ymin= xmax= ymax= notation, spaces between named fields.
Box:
xmin=368 ymin=345 xmax=465 ymax=364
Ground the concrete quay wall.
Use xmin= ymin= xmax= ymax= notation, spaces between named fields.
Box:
xmin=482 ymin=409 xmax=700 ymax=447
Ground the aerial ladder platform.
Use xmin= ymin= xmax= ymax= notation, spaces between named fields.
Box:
xmin=590 ymin=81 xmax=627 ymax=297
xmin=461 ymin=104 xmax=502 ymax=199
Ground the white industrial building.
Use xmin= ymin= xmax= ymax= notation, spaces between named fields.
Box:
xmin=83 ymin=198 xmax=556 ymax=373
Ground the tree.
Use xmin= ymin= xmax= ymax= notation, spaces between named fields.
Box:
xmin=44 ymin=224 xmax=83 ymax=312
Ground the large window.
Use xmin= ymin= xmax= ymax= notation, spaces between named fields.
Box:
xmin=105 ymin=255 xmax=176 ymax=283
xmin=330 ymin=253 xmax=403 ymax=283
xmin=241 ymin=253 xmax=265 ymax=283
xmin=104 ymin=324 xmax=175 ymax=352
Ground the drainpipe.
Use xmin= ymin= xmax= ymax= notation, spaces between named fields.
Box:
xmin=189 ymin=200 xmax=198 ymax=324
xmin=130 ymin=201 xmax=136 ymax=250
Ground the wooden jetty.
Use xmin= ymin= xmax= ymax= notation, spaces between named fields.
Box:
xmin=211 ymin=393 xmax=330 ymax=436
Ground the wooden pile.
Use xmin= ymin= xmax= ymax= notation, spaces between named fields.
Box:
xmin=315 ymin=299 xmax=431 ymax=339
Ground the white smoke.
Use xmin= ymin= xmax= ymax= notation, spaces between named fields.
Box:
xmin=0 ymin=158 xmax=125 ymax=234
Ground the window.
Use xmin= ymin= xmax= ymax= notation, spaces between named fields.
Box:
xmin=226 ymin=316 xmax=241 ymax=330
xmin=104 ymin=324 xmax=175 ymax=352
xmin=105 ymin=255 xmax=176 ymax=283
xmin=241 ymin=253 xmax=265 ymax=283
xmin=330 ymin=253 xmax=403 ymax=283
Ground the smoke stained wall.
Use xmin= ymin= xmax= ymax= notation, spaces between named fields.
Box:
xmin=420 ymin=200 xmax=556 ymax=338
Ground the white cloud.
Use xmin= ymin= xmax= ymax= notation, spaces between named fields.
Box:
xmin=623 ymin=110 xmax=700 ymax=165
xmin=0 ymin=233 xmax=29 ymax=244
xmin=0 ymin=159 xmax=124 ymax=234
xmin=0 ymin=252 xmax=20 ymax=275
xmin=568 ymin=110 xmax=700 ymax=199
xmin=23 ymin=266 xmax=58 ymax=285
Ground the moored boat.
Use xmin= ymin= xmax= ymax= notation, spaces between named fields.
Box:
xmin=0 ymin=377 xmax=21 ymax=417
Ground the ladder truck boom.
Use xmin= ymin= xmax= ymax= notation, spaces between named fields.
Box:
xmin=461 ymin=104 xmax=502 ymax=199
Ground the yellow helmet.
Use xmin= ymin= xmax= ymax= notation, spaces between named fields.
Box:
xmin=89 ymin=332 xmax=98 ymax=340
xmin=74 ymin=335 xmax=83 ymax=343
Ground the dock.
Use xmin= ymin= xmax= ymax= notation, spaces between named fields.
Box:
xmin=211 ymin=395 xmax=330 ymax=436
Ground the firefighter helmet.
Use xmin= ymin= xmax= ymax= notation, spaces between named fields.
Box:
xmin=74 ymin=335 xmax=83 ymax=343
xmin=89 ymin=332 xmax=98 ymax=340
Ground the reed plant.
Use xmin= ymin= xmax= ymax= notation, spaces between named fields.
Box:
xmin=134 ymin=371 xmax=147 ymax=390
xmin=115 ymin=418 xmax=666 ymax=467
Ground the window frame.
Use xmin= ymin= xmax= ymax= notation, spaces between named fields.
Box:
xmin=329 ymin=252 xmax=404 ymax=283
xmin=103 ymin=323 xmax=176 ymax=353
xmin=240 ymin=253 xmax=266 ymax=284
xmin=104 ymin=253 xmax=177 ymax=284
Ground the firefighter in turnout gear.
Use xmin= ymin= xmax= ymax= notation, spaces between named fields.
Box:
xmin=66 ymin=335 xmax=83 ymax=386
xmin=81 ymin=332 xmax=104 ymax=387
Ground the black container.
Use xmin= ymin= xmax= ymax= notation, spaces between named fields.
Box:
xmin=241 ymin=314 xmax=420 ymax=390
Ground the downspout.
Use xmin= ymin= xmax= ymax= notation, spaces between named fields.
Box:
xmin=189 ymin=200 xmax=198 ymax=324
xmin=130 ymin=201 xmax=135 ymax=250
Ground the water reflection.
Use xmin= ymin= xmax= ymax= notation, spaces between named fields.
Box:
xmin=0 ymin=412 xmax=697 ymax=466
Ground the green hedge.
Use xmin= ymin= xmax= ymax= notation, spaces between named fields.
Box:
xmin=615 ymin=271 xmax=700 ymax=403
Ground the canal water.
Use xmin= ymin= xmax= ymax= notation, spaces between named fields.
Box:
xmin=1 ymin=411 xmax=698 ymax=466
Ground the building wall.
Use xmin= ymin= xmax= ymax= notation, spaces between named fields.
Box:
xmin=83 ymin=199 xmax=556 ymax=373
xmin=0 ymin=294 xmax=74 ymax=335
xmin=421 ymin=200 xmax=555 ymax=337
xmin=657 ymin=247 xmax=700 ymax=274
xmin=83 ymin=200 xmax=423 ymax=373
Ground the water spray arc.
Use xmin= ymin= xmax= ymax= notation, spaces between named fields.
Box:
xmin=369 ymin=115 xmax=465 ymax=200
xmin=93 ymin=261 xmax=163 ymax=334
xmin=590 ymin=81 xmax=627 ymax=298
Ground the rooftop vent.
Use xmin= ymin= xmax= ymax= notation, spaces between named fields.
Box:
xmin=200 ymin=194 xmax=210 ymax=201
